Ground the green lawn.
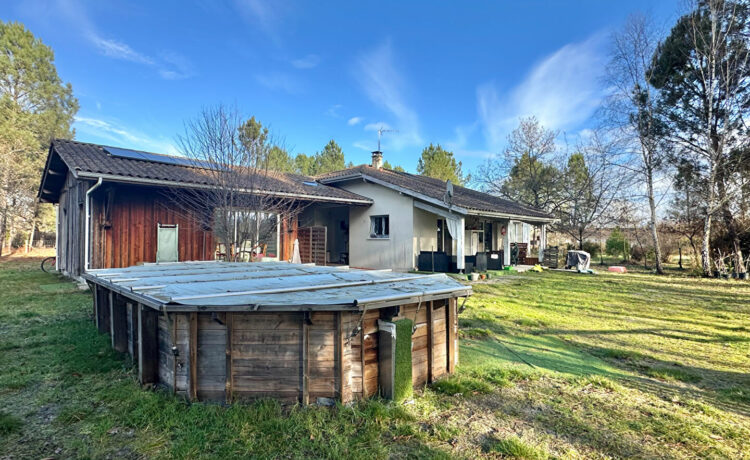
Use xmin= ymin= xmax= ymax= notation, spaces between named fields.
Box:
xmin=1 ymin=254 xmax=749 ymax=459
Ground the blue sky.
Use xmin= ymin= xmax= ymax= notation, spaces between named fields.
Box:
xmin=6 ymin=0 xmax=679 ymax=173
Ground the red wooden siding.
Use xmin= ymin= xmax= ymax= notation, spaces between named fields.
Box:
xmin=91 ymin=185 xmax=214 ymax=269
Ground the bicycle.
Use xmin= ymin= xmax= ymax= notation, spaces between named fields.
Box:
xmin=41 ymin=256 xmax=57 ymax=273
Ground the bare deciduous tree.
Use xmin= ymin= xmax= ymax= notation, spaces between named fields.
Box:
xmin=605 ymin=13 xmax=669 ymax=274
xmin=168 ymin=105 xmax=304 ymax=262
xmin=475 ymin=116 xmax=565 ymax=214
xmin=555 ymin=131 xmax=630 ymax=249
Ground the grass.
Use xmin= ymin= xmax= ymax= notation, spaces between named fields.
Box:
xmin=486 ymin=435 xmax=548 ymax=459
xmin=1 ymin=250 xmax=749 ymax=458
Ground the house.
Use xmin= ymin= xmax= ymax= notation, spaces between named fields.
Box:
xmin=315 ymin=151 xmax=555 ymax=272
xmin=37 ymin=139 xmax=371 ymax=278
xmin=38 ymin=140 xmax=553 ymax=278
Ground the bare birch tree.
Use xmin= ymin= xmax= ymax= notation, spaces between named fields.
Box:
xmin=555 ymin=131 xmax=629 ymax=249
xmin=605 ymin=13 xmax=669 ymax=274
xmin=168 ymin=105 xmax=303 ymax=262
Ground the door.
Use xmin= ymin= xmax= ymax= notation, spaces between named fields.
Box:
xmin=156 ymin=224 xmax=178 ymax=263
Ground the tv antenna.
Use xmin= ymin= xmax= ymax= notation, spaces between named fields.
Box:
xmin=377 ymin=126 xmax=399 ymax=151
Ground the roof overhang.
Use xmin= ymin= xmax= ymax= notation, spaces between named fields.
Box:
xmin=324 ymin=171 xmax=555 ymax=223
xmin=465 ymin=209 xmax=556 ymax=224
xmin=37 ymin=145 xmax=72 ymax=203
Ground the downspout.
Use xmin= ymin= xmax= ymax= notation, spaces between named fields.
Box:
xmin=84 ymin=177 xmax=103 ymax=272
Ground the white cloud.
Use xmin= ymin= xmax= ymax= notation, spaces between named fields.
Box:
xmin=255 ymin=71 xmax=302 ymax=93
xmin=89 ymin=36 xmax=154 ymax=65
xmin=325 ymin=104 xmax=343 ymax=117
xmin=43 ymin=0 xmax=194 ymax=80
xmin=355 ymin=40 xmax=422 ymax=150
xmin=291 ymin=54 xmax=320 ymax=69
xmin=74 ymin=116 xmax=179 ymax=155
xmin=233 ymin=0 xmax=285 ymax=45
xmin=364 ymin=121 xmax=391 ymax=131
xmin=347 ymin=117 xmax=363 ymax=126
xmin=477 ymin=33 xmax=607 ymax=152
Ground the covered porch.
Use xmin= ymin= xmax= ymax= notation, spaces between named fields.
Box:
xmin=413 ymin=201 xmax=551 ymax=273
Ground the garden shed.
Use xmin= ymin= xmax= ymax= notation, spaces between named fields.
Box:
xmin=82 ymin=261 xmax=471 ymax=404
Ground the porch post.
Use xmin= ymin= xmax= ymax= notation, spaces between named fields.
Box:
xmin=456 ymin=217 xmax=465 ymax=271
xmin=503 ymin=220 xmax=511 ymax=266
xmin=538 ymin=224 xmax=546 ymax=261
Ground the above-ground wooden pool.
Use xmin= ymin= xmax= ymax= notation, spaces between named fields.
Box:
xmin=83 ymin=261 xmax=471 ymax=404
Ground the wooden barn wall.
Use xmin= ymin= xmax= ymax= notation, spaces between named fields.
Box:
xmin=90 ymin=184 xmax=214 ymax=269
xmin=57 ymin=173 xmax=87 ymax=277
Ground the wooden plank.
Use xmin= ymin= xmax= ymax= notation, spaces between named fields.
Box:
xmin=336 ymin=311 xmax=344 ymax=402
xmin=302 ymin=315 xmax=309 ymax=405
xmin=427 ymin=301 xmax=434 ymax=383
xmin=189 ymin=312 xmax=198 ymax=401
xmin=97 ymin=287 xmax=110 ymax=334
xmin=447 ymin=298 xmax=456 ymax=373
xmin=226 ymin=312 xmax=233 ymax=403
xmin=111 ymin=293 xmax=128 ymax=353
xmin=138 ymin=303 xmax=158 ymax=384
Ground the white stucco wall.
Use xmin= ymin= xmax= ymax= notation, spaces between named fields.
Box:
xmin=338 ymin=180 xmax=415 ymax=271
xmin=413 ymin=206 xmax=439 ymax=266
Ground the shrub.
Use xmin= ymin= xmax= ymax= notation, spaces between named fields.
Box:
xmin=581 ymin=241 xmax=601 ymax=258
xmin=606 ymin=227 xmax=629 ymax=259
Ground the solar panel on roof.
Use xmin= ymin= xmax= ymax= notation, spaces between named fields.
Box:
xmin=104 ymin=146 xmax=216 ymax=169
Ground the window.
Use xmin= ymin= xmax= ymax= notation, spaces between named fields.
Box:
xmin=370 ymin=215 xmax=389 ymax=239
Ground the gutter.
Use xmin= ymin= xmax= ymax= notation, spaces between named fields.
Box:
xmin=84 ymin=177 xmax=103 ymax=272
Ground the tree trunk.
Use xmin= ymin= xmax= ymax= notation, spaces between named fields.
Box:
xmin=716 ymin=170 xmax=745 ymax=274
xmin=701 ymin=214 xmax=712 ymax=276
xmin=647 ymin=173 xmax=664 ymax=274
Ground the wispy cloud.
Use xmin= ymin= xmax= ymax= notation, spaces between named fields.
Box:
xmin=233 ymin=0 xmax=285 ymax=45
xmin=364 ymin=122 xmax=391 ymax=131
xmin=46 ymin=0 xmax=194 ymax=80
xmin=255 ymin=71 xmax=302 ymax=93
xmin=75 ymin=116 xmax=179 ymax=155
xmin=89 ymin=36 xmax=154 ymax=65
xmin=325 ymin=104 xmax=343 ymax=117
xmin=347 ymin=116 xmax=363 ymax=126
xmin=477 ymin=33 xmax=607 ymax=152
xmin=291 ymin=54 xmax=320 ymax=69
xmin=354 ymin=40 xmax=422 ymax=150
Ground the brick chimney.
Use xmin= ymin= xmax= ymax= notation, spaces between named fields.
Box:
xmin=371 ymin=150 xmax=383 ymax=169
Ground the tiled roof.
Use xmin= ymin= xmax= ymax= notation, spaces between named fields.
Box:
xmin=41 ymin=139 xmax=372 ymax=204
xmin=317 ymin=164 xmax=553 ymax=220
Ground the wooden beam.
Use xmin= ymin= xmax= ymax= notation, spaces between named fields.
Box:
xmin=427 ymin=301 xmax=434 ymax=383
xmin=447 ymin=298 xmax=457 ymax=373
xmin=301 ymin=314 xmax=309 ymax=405
xmin=189 ymin=312 xmax=198 ymax=401
xmin=225 ymin=313 xmax=233 ymax=403
xmin=336 ymin=311 xmax=344 ymax=402
xmin=138 ymin=304 xmax=159 ymax=385
xmin=93 ymin=284 xmax=100 ymax=330
xmin=97 ymin=287 xmax=110 ymax=335
xmin=110 ymin=293 xmax=128 ymax=353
